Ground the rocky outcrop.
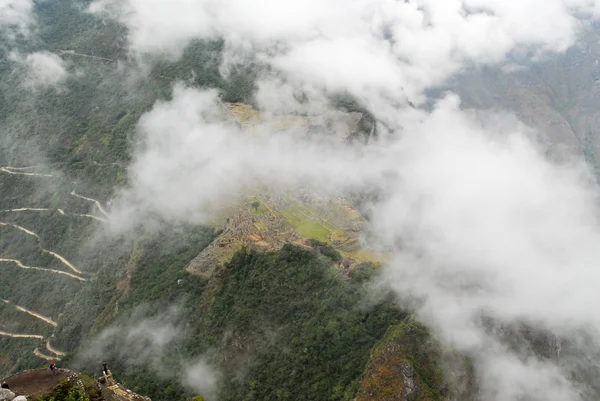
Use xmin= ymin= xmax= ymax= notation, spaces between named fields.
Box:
xmin=2 ymin=368 xmax=152 ymax=401
xmin=0 ymin=389 xmax=15 ymax=401
xmin=356 ymin=318 xmax=475 ymax=401
xmin=185 ymin=205 xmax=300 ymax=277
xmin=0 ymin=368 xmax=71 ymax=399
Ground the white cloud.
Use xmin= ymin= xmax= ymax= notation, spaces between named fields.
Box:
xmin=80 ymin=305 xmax=184 ymax=375
xmin=372 ymin=97 xmax=600 ymax=400
xmin=89 ymin=0 xmax=600 ymax=101
xmin=9 ymin=51 xmax=69 ymax=90
xmin=91 ymin=0 xmax=600 ymax=399
xmin=110 ymin=84 xmax=367 ymax=226
xmin=181 ymin=359 xmax=220 ymax=399
xmin=88 ymin=0 xmax=215 ymax=58
xmin=109 ymin=84 xmax=600 ymax=400
xmin=79 ymin=303 xmax=219 ymax=396
xmin=0 ymin=0 xmax=35 ymax=40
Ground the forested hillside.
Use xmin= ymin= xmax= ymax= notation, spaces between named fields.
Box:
xmin=2 ymin=1 xmax=600 ymax=401
xmin=0 ymin=1 xmax=405 ymax=400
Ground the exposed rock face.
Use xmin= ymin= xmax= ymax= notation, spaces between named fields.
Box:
xmin=185 ymin=206 xmax=300 ymax=277
xmin=0 ymin=389 xmax=15 ymax=401
xmin=185 ymin=190 xmax=374 ymax=279
xmin=355 ymin=318 xmax=476 ymax=401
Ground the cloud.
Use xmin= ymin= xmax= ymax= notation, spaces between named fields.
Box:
xmin=90 ymin=0 xmax=600 ymax=399
xmin=9 ymin=51 xmax=69 ymax=91
xmin=89 ymin=0 xmax=600 ymax=101
xmin=88 ymin=0 xmax=215 ymax=59
xmin=79 ymin=303 xmax=219 ymax=397
xmin=0 ymin=0 xmax=35 ymax=40
xmin=109 ymin=83 xmax=369 ymax=228
xmin=181 ymin=360 xmax=220 ymax=399
xmin=110 ymin=83 xmax=600 ymax=399
xmin=80 ymin=304 xmax=184 ymax=374
xmin=371 ymin=97 xmax=599 ymax=400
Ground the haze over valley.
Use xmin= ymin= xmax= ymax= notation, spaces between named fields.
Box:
xmin=2 ymin=1 xmax=600 ymax=401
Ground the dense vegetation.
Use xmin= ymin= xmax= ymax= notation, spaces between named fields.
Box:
xmin=37 ymin=379 xmax=89 ymax=401
xmin=216 ymin=245 xmax=403 ymax=401
xmin=1 ymin=1 xmax=398 ymax=399
xmin=36 ymin=375 xmax=99 ymax=401
xmin=64 ymin=244 xmax=403 ymax=401
xmin=0 ymin=0 xmax=228 ymax=376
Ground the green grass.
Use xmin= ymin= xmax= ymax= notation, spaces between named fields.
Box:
xmin=288 ymin=204 xmax=347 ymax=235
xmin=279 ymin=209 xmax=331 ymax=242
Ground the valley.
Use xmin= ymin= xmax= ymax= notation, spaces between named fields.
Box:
xmin=1 ymin=1 xmax=599 ymax=401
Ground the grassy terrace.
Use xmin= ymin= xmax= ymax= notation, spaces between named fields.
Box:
xmin=251 ymin=193 xmax=387 ymax=264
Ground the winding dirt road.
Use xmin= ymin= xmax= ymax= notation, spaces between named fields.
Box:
xmin=70 ymin=191 xmax=110 ymax=219
xmin=0 ymin=332 xmax=66 ymax=361
xmin=2 ymin=207 xmax=107 ymax=222
xmin=0 ymin=222 xmax=82 ymax=275
xmin=1 ymin=165 xmax=110 ymax=221
xmin=1 ymin=299 xmax=58 ymax=327
xmin=0 ymin=166 xmax=101 ymax=362
xmin=0 ymin=167 xmax=54 ymax=177
xmin=57 ymin=49 xmax=114 ymax=62
xmin=3 ymin=208 xmax=64 ymax=215
xmin=2 ymin=166 xmax=43 ymax=171
xmin=33 ymin=348 xmax=58 ymax=361
xmin=71 ymin=213 xmax=108 ymax=222
xmin=45 ymin=341 xmax=66 ymax=357
xmin=0 ymin=222 xmax=39 ymax=238
xmin=0 ymin=300 xmax=67 ymax=360
xmin=0 ymin=258 xmax=85 ymax=281
xmin=0 ymin=330 xmax=44 ymax=339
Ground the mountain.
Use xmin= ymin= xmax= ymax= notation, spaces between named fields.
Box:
xmin=441 ymin=26 xmax=600 ymax=170
xmin=0 ymin=3 xmax=402 ymax=399
xmin=1 ymin=1 xmax=599 ymax=401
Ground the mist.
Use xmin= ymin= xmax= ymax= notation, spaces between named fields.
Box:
xmin=108 ymin=86 xmax=600 ymax=399
xmin=8 ymin=51 xmax=69 ymax=90
xmin=89 ymin=0 xmax=600 ymax=398
xmin=1 ymin=0 xmax=599 ymax=399
xmin=77 ymin=303 xmax=219 ymax=399
xmin=0 ymin=0 xmax=35 ymax=41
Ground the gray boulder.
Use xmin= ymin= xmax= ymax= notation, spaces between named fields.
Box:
xmin=0 ymin=388 xmax=15 ymax=401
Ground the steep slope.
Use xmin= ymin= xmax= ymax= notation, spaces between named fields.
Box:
xmin=63 ymin=244 xmax=404 ymax=401
xmin=0 ymin=0 xmax=224 ymax=373
xmin=3 ymin=2 xmax=598 ymax=401
xmin=442 ymin=26 xmax=600 ymax=170
xmin=355 ymin=319 xmax=476 ymax=401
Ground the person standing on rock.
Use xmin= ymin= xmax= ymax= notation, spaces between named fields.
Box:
xmin=102 ymin=361 xmax=109 ymax=376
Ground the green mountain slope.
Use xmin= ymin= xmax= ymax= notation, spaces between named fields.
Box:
xmin=0 ymin=3 xmax=407 ymax=400
xmin=3 ymin=2 xmax=596 ymax=401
